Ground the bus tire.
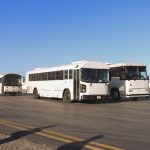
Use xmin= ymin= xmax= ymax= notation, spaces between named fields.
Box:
xmin=63 ymin=89 xmax=72 ymax=103
xmin=111 ymin=89 xmax=120 ymax=101
xmin=33 ymin=88 xmax=40 ymax=99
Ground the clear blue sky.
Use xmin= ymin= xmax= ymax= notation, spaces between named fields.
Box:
xmin=0 ymin=0 xmax=150 ymax=76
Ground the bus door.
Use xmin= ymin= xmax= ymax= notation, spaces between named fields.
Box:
xmin=73 ymin=69 xmax=80 ymax=100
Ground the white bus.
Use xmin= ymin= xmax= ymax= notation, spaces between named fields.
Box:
xmin=0 ymin=73 xmax=23 ymax=95
xmin=109 ymin=63 xmax=150 ymax=100
xmin=26 ymin=61 xmax=109 ymax=102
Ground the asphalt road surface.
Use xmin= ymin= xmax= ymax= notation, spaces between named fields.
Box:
xmin=0 ymin=95 xmax=150 ymax=150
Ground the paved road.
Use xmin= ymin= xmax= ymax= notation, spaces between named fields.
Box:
xmin=0 ymin=95 xmax=150 ymax=150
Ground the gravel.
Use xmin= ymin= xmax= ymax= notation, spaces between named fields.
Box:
xmin=0 ymin=134 xmax=51 ymax=150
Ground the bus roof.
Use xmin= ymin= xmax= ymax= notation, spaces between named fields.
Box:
xmin=27 ymin=60 xmax=109 ymax=74
xmin=109 ymin=62 xmax=146 ymax=68
xmin=0 ymin=73 xmax=21 ymax=78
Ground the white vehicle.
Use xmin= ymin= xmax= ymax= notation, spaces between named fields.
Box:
xmin=21 ymin=79 xmax=27 ymax=94
xmin=109 ymin=63 xmax=150 ymax=100
xmin=0 ymin=73 xmax=23 ymax=95
xmin=26 ymin=61 xmax=109 ymax=102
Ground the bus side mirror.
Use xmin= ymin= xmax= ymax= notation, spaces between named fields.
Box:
xmin=147 ymin=76 xmax=149 ymax=80
xmin=22 ymin=77 xmax=25 ymax=83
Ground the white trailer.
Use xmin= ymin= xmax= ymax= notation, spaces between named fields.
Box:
xmin=109 ymin=63 xmax=150 ymax=100
xmin=0 ymin=73 xmax=23 ymax=95
xmin=26 ymin=61 xmax=109 ymax=102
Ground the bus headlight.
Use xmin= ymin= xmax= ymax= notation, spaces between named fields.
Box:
xmin=80 ymin=84 xmax=86 ymax=93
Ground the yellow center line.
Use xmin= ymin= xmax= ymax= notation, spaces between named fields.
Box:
xmin=0 ymin=119 xmax=125 ymax=150
xmin=44 ymin=130 xmax=124 ymax=150
xmin=0 ymin=119 xmax=103 ymax=150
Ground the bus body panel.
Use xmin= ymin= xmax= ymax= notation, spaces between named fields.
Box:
xmin=27 ymin=80 xmax=109 ymax=100
xmin=81 ymin=82 xmax=109 ymax=95
xmin=79 ymin=82 xmax=109 ymax=100
xmin=4 ymin=86 xmax=22 ymax=93
xmin=110 ymin=79 xmax=149 ymax=98
xmin=88 ymin=83 xmax=108 ymax=95
xmin=125 ymin=80 xmax=149 ymax=97
xmin=110 ymin=77 xmax=127 ymax=96
xmin=27 ymin=80 xmax=74 ymax=99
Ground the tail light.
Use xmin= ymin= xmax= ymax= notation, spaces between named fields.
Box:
xmin=80 ymin=84 xmax=86 ymax=93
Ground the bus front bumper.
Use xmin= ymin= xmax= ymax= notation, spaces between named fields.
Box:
xmin=125 ymin=94 xmax=150 ymax=98
xmin=81 ymin=95 xmax=109 ymax=100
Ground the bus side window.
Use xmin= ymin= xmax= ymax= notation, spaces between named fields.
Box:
xmin=56 ymin=71 xmax=63 ymax=80
xmin=64 ymin=70 xmax=68 ymax=79
xmin=110 ymin=68 xmax=120 ymax=78
xmin=37 ymin=73 xmax=42 ymax=81
xmin=29 ymin=74 xmax=32 ymax=81
xmin=48 ymin=72 xmax=55 ymax=80
xmin=34 ymin=74 xmax=38 ymax=81
xmin=42 ymin=72 xmax=48 ymax=80
xmin=69 ymin=70 xmax=73 ymax=79
xmin=48 ymin=72 xmax=51 ymax=80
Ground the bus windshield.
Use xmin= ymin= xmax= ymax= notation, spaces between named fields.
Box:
xmin=126 ymin=66 xmax=148 ymax=80
xmin=81 ymin=69 xmax=109 ymax=83
xmin=4 ymin=74 xmax=22 ymax=86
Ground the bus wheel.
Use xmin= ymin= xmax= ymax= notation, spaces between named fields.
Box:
xmin=33 ymin=88 xmax=40 ymax=99
xmin=63 ymin=90 xmax=71 ymax=103
xmin=111 ymin=89 xmax=120 ymax=101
